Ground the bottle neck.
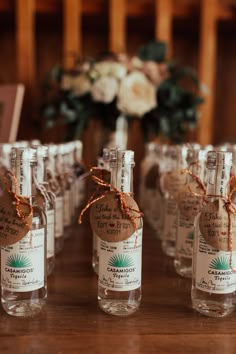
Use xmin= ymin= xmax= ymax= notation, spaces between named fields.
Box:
xmin=206 ymin=164 xmax=231 ymax=197
xmin=187 ymin=160 xmax=205 ymax=184
xmin=12 ymin=156 xmax=32 ymax=197
xmin=36 ymin=156 xmax=46 ymax=184
xmin=110 ymin=161 xmax=134 ymax=193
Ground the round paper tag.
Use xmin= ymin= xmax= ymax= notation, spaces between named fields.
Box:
xmin=162 ymin=169 xmax=186 ymax=199
xmin=177 ymin=181 xmax=204 ymax=221
xmin=199 ymin=199 xmax=236 ymax=251
xmin=0 ymin=189 xmax=32 ymax=246
xmin=90 ymin=192 xmax=141 ymax=242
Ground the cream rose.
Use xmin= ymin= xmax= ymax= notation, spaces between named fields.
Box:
xmin=91 ymin=76 xmax=118 ymax=103
xmin=117 ymin=71 xmax=157 ymax=117
xmin=61 ymin=74 xmax=73 ymax=90
xmin=93 ymin=61 xmax=127 ymax=80
xmin=71 ymin=74 xmax=91 ymax=96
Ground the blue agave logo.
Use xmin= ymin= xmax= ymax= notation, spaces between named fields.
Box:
xmin=108 ymin=254 xmax=134 ymax=268
xmin=6 ymin=254 xmax=32 ymax=268
xmin=209 ymin=256 xmax=230 ymax=270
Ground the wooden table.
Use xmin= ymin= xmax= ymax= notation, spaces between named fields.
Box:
xmin=0 ymin=218 xmax=236 ymax=354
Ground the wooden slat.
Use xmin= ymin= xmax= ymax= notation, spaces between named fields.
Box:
xmin=155 ymin=0 xmax=173 ymax=57
xmin=15 ymin=0 xmax=35 ymax=88
xmin=63 ymin=0 xmax=82 ymax=69
xmin=197 ymin=0 xmax=218 ymax=145
xmin=109 ymin=0 xmax=126 ymax=53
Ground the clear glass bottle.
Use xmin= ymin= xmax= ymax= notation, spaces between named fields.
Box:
xmin=57 ymin=144 xmax=72 ymax=239
xmin=48 ymin=145 xmax=64 ymax=254
xmin=92 ymin=148 xmax=111 ymax=275
xmin=162 ymin=145 xmax=188 ymax=257
xmin=73 ymin=140 xmax=86 ymax=209
xmin=34 ymin=146 xmax=56 ymax=276
xmin=1 ymin=147 xmax=47 ymax=316
xmin=98 ymin=150 xmax=142 ymax=316
xmin=174 ymin=149 xmax=207 ymax=278
xmin=192 ymin=151 xmax=236 ymax=317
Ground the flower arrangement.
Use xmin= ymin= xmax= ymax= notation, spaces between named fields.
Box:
xmin=41 ymin=41 xmax=204 ymax=143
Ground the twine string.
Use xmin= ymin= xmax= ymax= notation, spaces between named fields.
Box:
xmin=4 ymin=170 xmax=33 ymax=242
xmin=78 ymin=167 xmax=143 ymax=240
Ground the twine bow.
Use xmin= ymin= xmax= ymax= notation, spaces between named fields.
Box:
xmin=4 ymin=170 xmax=33 ymax=232
xmin=78 ymin=167 xmax=143 ymax=237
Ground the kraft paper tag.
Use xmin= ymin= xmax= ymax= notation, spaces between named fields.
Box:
xmin=177 ymin=181 xmax=204 ymax=221
xmin=162 ymin=170 xmax=186 ymax=199
xmin=90 ymin=191 xmax=141 ymax=242
xmin=199 ymin=199 xmax=236 ymax=251
xmin=0 ymin=188 xmax=32 ymax=246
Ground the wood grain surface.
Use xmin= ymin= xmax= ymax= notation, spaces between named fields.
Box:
xmin=0 ymin=216 xmax=236 ymax=354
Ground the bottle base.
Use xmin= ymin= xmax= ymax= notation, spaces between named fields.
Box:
xmin=47 ymin=257 xmax=55 ymax=276
xmin=192 ymin=299 xmax=235 ymax=318
xmin=174 ymin=259 xmax=192 ymax=278
xmin=2 ymin=299 xmax=46 ymax=317
xmin=98 ymin=299 xmax=140 ymax=317
xmin=162 ymin=240 xmax=175 ymax=257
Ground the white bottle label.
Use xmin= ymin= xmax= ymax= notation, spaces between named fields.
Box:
xmin=195 ymin=234 xmax=236 ymax=294
xmin=98 ymin=229 xmax=142 ymax=292
xmin=163 ymin=199 xmax=177 ymax=241
xmin=55 ymin=196 xmax=63 ymax=239
xmin=46 ymin=210 xmax=55 ymax=258
xmin=1 ymin=228 xmax=45 ymax=292
xmin=176 ymin=213 xmax=194 ymax=259
xmin=63 ymin=190 xmax=71 ymax=227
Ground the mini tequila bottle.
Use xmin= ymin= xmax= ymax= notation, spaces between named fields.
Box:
xmin=34 ymin=146 xmax=56 ymax=276
xmin=1 ymin=148 xmax=47 ymax=316
xmin=98 ymin=150 xmax=142 ymax=316
xmin=48 ymin=145 xmax=64 ymax=254
xmin=174 ymin=149 xmax=206 ymax=277
xmin=192 ymin=151 xmax=236 ymax=317
xmin=162 ymin=145 xmax=187 ymax=257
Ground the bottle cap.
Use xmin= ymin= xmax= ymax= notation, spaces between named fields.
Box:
xmin=207 ymin=151 xmax=232 ymax=168
xmin=117 ymin=150 xmax=135 ymax=166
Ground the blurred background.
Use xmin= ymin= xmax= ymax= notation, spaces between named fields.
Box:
xmin=0 ymin=0 xmax=236 ymax=166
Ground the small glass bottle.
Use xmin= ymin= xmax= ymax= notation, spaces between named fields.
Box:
xmin=98 ymin=150 xmax=142 ymax=316
xmin=1 ymin=148 xmax=47 ymax=316
xmin=192 ymin=151 xmax=236 ymax=317
xmin=174 ymin=149 xmax=206 ymax=278
xmin=92 ymin=148 xmax=111 ymax=275
xmin=57 ymin=144 xmax=72 ymax=239
xmin=162 ymin=145 xmax=188 ymax=257
xmin=73 ymin=140 xmax=86 ymax=209
xmin=34 ymin=146 xmax=56 ymax=276
xmin=48 ymin=145 xmax=64 ymax=254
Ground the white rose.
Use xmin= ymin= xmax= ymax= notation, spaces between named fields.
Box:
xmin=117 ymin=71 xmax=157 ymax=117
xmin=61 ymin=74 xmax=73 ymax=90
xmin=93 ymin=61 xmax=127 ymax=80
xmin=91 ymin=76 xmax=118 ymax=103
xmin=71 ymin=74 xmax=91 ymax=96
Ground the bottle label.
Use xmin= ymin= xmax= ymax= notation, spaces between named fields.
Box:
xmin=46 ymin=210 xmax=55 ymax=258
xmin=163 ymin=199 xmax=177 ymax=241
xmin=176 ymin=213 xmax=194 ymax=259
xmin=1 ymin=228 xmax=45 ymax=292
xmin=98 ymin=229 xmax=142 ymax=292
xmin=55 ymin=196 xmax=63 ymax=239
xmin=195 ymin=234 xmax=236 ymax=294
xmin=63 ymin=190 xmax=71 ymax=227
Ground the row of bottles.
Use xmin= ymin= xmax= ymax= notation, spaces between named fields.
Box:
xmin=0 ymin=140 xmax=86 ymax=316
xmin=89 ymin=148 xmax=143 ymax=316
xmin=140 ymin=142 xmax=236 ymax=318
